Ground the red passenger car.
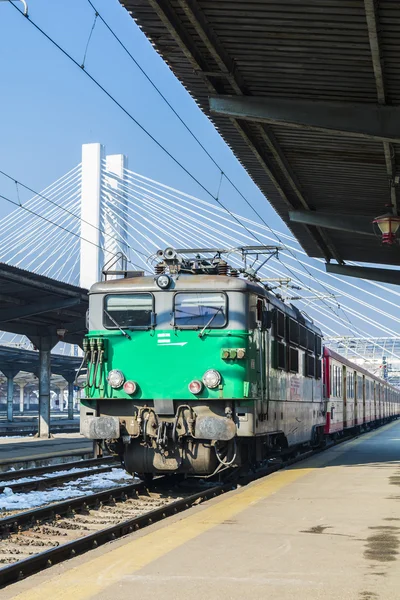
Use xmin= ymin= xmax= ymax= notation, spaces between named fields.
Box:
xmin=323 ymin=347 xmax=399 ymax=436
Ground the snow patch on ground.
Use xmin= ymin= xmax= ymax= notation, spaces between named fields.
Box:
xmin=0 ymin=465 xmax=104 ymax=487
xmin=0 ymin=468 xmax=134 ymax=511
xmin=0 ymin=434 xmax=33 ymax=439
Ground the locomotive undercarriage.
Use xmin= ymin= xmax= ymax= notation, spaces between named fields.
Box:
xmin=81 ymin=399 xmax=293 ymax=476
xmin=82 ymin=399 xmax=242 ymax=476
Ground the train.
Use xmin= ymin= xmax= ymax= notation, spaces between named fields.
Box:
xmin=79 ymin=246 xmax=400 ymax=478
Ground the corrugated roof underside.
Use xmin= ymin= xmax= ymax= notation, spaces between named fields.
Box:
xmin=122 ymin=0 xmax=400 ymax=265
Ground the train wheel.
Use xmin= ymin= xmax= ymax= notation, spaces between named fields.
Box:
xmin=138 ymin=473 xmax=154 ymax=486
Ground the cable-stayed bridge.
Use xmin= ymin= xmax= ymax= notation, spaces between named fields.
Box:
xmin=1 ymin=143 xmax=400 ymax=385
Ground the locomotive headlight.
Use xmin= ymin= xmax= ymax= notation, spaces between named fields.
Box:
xmin=107 ymin=369 xmax=125 ymax=389
xmin=156 ymin=274 xmax=171 ymax=289
xmin=202 ymin=369 xmax=221 ymax=389
xmin=188 ymin=379 xmax=203 ymax=394
xmin=123 ymin=380 xmax=137 ymax=395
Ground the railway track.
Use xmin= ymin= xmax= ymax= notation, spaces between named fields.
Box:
xmin=0 ymin=477 xmax=228 ymax=587
xmin=0 ymin=457 xmax=119 ymax=495
xmin=0 ymin=420 xmax=393 ymax=589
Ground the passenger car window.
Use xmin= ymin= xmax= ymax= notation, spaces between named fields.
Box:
xmin=104 ymin=294 xmax=153 ymax=328
xmin=174 ymin=293 xmax=226 ymax=328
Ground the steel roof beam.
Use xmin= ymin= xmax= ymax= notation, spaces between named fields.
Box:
xmin=61 ymin=318 xmax=86 ymax=335
xmin=326 ymin=263 xmax=400 ymax=286
xmin=289 ymin=211 xmax=375 ymax=236
xmin=364 ymin=0 xmax=385 ymax=104
xmin=175 ymin=0 xmax=246 ymax=94
xmin=210 ymin=95 xmax=400 ymax=144
xmin=0 ymin=297 xmax=81 ymax=323
xmin=0 ymin=265 xmax=88 ymax=300
xmin=363 ymin=0 xmax=398 ymax=215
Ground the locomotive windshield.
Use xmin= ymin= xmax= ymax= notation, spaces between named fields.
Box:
xmin=174 ymin=292 xmax=226 ymax=328
xmin=104 ymin=293 xmax=153 ymax=328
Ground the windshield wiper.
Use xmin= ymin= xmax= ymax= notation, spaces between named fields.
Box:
xmin=104 ymin=310 xmax=131 ymax=340
xmin=198 ymin=306 xmax=223 ymax=338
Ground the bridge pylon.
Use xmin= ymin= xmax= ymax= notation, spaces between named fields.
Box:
xmin=79 ymin=143 xmax=128 ymax=289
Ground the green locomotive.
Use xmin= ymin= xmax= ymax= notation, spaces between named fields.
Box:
xmin=80 ymin=247 xmax=325 ymax=477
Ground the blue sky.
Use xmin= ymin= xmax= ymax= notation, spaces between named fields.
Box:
xmin=0 ymin=0 xmax=278 ymax=226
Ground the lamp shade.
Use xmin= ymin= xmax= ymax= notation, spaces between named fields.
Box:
xmin=373 ymin=213 xmax=400 ymax=244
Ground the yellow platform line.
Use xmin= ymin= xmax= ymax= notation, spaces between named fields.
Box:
xmin=10 ymin=421 xmax=397 ymax=600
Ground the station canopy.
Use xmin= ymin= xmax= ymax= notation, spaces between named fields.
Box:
xmin=0 ymin=263 xmax=88 ymax=345
xmin=0 ymin=345 xmax=82 ymax=379
xmin=121 ymin=0 xmax=400 ymax=283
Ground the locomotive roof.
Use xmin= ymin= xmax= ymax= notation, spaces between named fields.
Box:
xmin=90 ymin=275 xmax=321 ymax=336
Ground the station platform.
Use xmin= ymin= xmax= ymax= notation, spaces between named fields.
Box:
xmin=0 ymin=433 xmax=93 ymax=469
xmin=4 ymin=420 xmax=400 ymax=600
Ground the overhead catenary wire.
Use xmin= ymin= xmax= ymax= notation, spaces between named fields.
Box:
xmin=78 ymin=1 xmax=351 ymax=309
xmin=112 ymin=181 xmax=400 ymax=347
xmin=0 ymin=194 xmax=80 ymax=266
xmin=0 ymin=190 xmax=145 ymax=273
xmin=0 ymin=166 xmax=149 ymax=266
xmin=115 ymin=179 xmax=357 ymax=327
xmin=3 ymin=0 xmax=397 ymax=349
xmin=9 ymin=196 xmax=80 ymax=270
xmin=84 ymin=0 xmax=340 ymax=298
xmin=121 ymin=171 xmax=400 ymax=331
xmin=0 ymin=165 xmax=82 ymax=242
xmin=111 ymin=188 xmax=361 ymax=338
xmin=8 ymin=0 xmax=395 ymax=347
xmin=6 ymin=0 xmax=340 ymax=306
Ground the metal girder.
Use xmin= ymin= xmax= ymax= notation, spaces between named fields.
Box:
xmin=0 ymin=322 xmax=42 ymax=337
xmin=0 ymin=297 xmax=81 ymax=323
xmin=209 ymin=95 xmax=400 ymax=143
xmin=289 ymin=211 xmax=375 ymax=236
xmin=145 ymin=0 xmax=338 ymax=262
xmin=61 ymin=318 xmax=86 ymax=335
xmin=326 ymin=263 xmax=400 ymax=285
xmin=0 ymin=294 xmax=23 ymax=305
xmin=363 ymin=0 xmax=398 ymax=215
xmin=175 ymin=0 xmax=247 ymax=93
xmin=0 ymin=265 xmax=88 ymax=299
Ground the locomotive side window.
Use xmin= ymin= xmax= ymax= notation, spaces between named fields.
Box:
xmin=288 ymin=318 xmax=299 ymax=345
xmin=289 ymin=347 xmax=299 ymax=373
xmin=305 ymin=354 xmax=315 ymax=378
xmin=174 ymin=293 xmax=226 ymax=328
xmin=316 ymin=357 xmax=322 ymax=379
xmin=299 ymin=325 xmax=307 ymax=349
xmin=104 ymin=294 xmax=153 ymax=328
xmin=277 ymin=341 xmax=286 ymax=370
xmin=307 ymin=330 xmax=315 ymax=352
xmin=272 ymin=309 xmax=285 ymax=338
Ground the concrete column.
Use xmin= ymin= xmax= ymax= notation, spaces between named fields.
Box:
xmin=80 ymin=143 xmax=104 ymax=289
xmin=68 ymin=379 xmax=74 ymax=420
xmin=76 ymin=387 xmax=81 ymax=412
xmin=7 ymin=376 xmax=14 ymax=422
xmin=27 ymin=337 xmax=56 ymax=438
xmin=38 ymin=344 xmax=51 ymax=437
xmin=19 ymin=382 xmax=27 ymax=414
xmin=103 ymin=153 xmax=128 ymax=276
xmin=28 ymin=338 xmax=57 ymax=437
xmin=1 ymin=370 xmax=18 ymax=422
xmin=57 ymin=385 xmax=66 ymax=412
